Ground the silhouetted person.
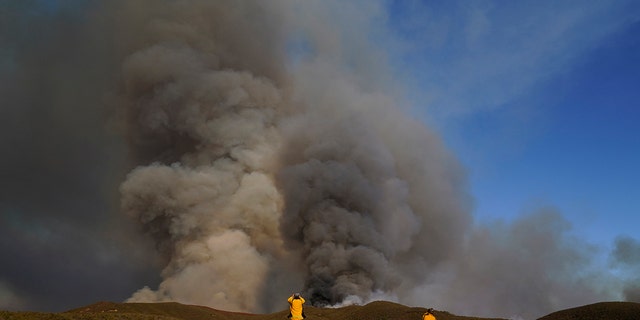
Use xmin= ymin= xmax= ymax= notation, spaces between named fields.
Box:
xmin=422 ymin=308 xmax=436 ymax=320
xmin=287 ymin=293 xmax=306 ymax=319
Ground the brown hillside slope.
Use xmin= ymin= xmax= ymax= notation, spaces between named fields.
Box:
xmin=0 ymin=300 xmax=506 ymax=320
xmin=3 ymin=300 xmax=639 ymax=320
xmin=536 ymin=301 xmax=640 ymax=320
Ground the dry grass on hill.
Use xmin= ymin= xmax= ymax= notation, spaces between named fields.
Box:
xmin=537 ymin=301 xmax=640 ymax=320
xmin=0 ymin=300 xmax=504 ymax=320
xmin=1 ymin=300 xmax=638 ymax=320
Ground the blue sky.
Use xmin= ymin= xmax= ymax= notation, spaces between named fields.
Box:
xmin=386 ymin=0 xmax=640 ymax=252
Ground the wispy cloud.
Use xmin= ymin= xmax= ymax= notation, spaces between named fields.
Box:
xmin=390 ymin=0 xmax=640 ymax=119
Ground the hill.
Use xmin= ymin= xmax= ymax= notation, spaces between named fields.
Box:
xmin=0 ymin=300 xmax=504 ymax=320
xmin=1 ymin=300 xmax=639 ymax=320
xmin=537 ymin=301 xmax=640 ymax=320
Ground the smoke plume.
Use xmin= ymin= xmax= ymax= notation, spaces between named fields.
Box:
xmin=0 ymin=0 xmax=160 ymax=311
xmin=3 ymin=1 xmax=638 ymax=319
xmin=114 ymin=0 xmax=474 ymax=313
xmin=111 ymin=1 xmax=632 ymax=319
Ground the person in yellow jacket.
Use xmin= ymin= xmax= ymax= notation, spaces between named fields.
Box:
xmin=422 ymin=308 xmax=436 ymax=320
xmin=287 ymin=293 xmax=306 ymax=319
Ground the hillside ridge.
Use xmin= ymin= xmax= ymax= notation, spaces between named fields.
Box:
xmin=1 ymin=300 xmax=638 ymax=320
xmin=537 ymin=301 xmax=640 ymax=320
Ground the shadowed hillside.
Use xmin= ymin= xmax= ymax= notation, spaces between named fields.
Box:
xmin=1 ymin=300 xmax=639 ymax=320
xmin=0 ymin=301 xmax=505 ymax=320
xmin=537 ymin=301 xmax=640 ymax=320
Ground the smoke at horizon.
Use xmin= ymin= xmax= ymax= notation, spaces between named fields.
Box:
xmin=1 ymin=1 xmax=638 ymax=319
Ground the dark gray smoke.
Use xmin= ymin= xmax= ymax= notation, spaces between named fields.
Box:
xmin=413 ymin=208 xmax=613 ymax=319
xmin=612 ymin=237 xmax=640 ymax=302
xmin=276 ymin=60 xmax=472 ymax=305
xmin=0 ymin=0 xmax=161 ymax=311
xmin=2 ymin=1 xmax=638 ymax=319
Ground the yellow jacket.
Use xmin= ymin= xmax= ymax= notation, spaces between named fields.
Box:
xmin=288 ymin=295 xmax=305 ymax=319
xmin=422 ymin=313 xmax=436 ymax=320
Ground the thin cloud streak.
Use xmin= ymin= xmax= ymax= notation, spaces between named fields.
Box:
xmin=391 ymin=0 xmax=640 ymax=119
